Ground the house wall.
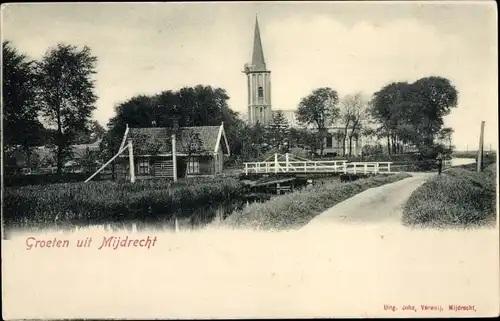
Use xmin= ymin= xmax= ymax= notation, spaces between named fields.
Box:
xmin=114 ymin=153 xmax=222 ymax=181
xmin=197 ymin=156 xmax=215 ymax=175
xmin=152 ymin=159 xmax=174 ymax=178
xmin=321 ymin=129 xmax=363 ymax=156
xmin=213 ymin=144 xmax=224 ymax=174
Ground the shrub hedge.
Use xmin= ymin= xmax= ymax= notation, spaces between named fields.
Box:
xmin=402 ymin=164 xmax=497 ymax=228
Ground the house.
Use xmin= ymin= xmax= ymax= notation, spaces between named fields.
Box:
xmin=5 ymin=138 xmax=103 ymax=175
xmin=64 ymin=139 xmax=103 ymax=172
xmin=322 ymin=125 xmax=362 ymax=156
xmin=115 ymin=123 xmax=230 ymax=180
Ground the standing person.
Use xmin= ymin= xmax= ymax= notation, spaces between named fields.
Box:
xmin=436 ymin=153 xmax=443 ymax=175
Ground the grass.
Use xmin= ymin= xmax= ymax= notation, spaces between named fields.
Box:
xmin=402 ymin=163 xmax=497 ymax=228
xmin=4 ymin=177 xmax=246 ymax=229
xmin=220 ymin=173 xmax=412 ymax=231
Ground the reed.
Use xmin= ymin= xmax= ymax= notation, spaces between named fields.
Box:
xmin=4 ymin=177 xmax=245 ymax=229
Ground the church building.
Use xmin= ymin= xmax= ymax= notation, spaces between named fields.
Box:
xmin=242 ymin=16 xmax=375 ymax=157
xmin=243 ymin=16 xmax=272 ymax=126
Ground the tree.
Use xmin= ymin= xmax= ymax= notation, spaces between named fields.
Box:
xmin=437 ymin=127 xmax=454 ymax=154
xmin=36 ymin=44 xmax=98 ymax=174
xmin=340 ymin=92 xmax=371 ymax=156
xmin=2 ymin=41 xmax=42 ymax=170
xmin=74 ymin=120 xmax=106 ymax=144
xmin=106 ymin=86 xmax=246 ymax=165
xmin=98 ymin=130 xmax=123 ymax=180
xmin=370 ymin=82 xmax=411 ymax=155
xmin=410 ymin=77 xmax=458 ymax=145
xmin=296 ymin=87 xmax=340 ymax=156
xmin=288 ymin=128 xmax=321 ymax=157
xmin=362 ymin=143 xmax=383 ymax=156
xmin=370 ymin=77 xmax=458 ymax=159
xmin=267 ymin=110 xmax=289 ymax=152
xmin=79 ymin=147 xmax=99 ymax=173
xmin=180 ymin=131 xmax=204 ymax=177
xmin=155 ymin=85 xmax=230 ymax=127
xmin=348 ymin=94 xmax=371 ymax=156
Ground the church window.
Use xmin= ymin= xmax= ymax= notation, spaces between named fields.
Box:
xmin=258 ymin=86 xmax=263 ymax=98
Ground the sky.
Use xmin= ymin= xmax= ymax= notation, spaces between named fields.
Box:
xmin=1 ymin=1 xmax=497 ymax=150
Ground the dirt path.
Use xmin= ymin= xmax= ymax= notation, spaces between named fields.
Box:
xmin=304 ymin=173 xmax=435 ymax=229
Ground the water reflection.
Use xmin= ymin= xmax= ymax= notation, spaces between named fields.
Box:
xmin=450 ymin=158 xmax=476 ymax=167
xmin=6 ymin=195 xmax=273 ymax=235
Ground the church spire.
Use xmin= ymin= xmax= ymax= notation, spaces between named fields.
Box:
xmin=251 ymin=15 xmax=266 ymax=71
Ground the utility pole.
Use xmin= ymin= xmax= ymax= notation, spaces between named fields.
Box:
xmin=172 ymin=117 xmax=179 ymax=182
xmin=477 ymin=121 xmax=485 ymax=172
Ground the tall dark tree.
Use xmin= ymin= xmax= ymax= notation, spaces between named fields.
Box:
xmin=410 ymin=76 xmax=458 ymax=145
xmin=107 ymin=86 xmax=245 ymax=164
xmin=36 ymin=44 xmax=98 ymax=173
xmin=370 ymin=82 xmax=411 ymax=155
xmin=2 ymin=41 xmax=42 ymax=169
xmin=267 ymin=110 xmax=290 ymax=152
xmin=296 ymin=87 xmax=340 ymax=156
xmin=370 ymin=77 xmax=458 ymax=157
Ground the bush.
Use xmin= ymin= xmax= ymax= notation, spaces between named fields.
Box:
xmin=4 ymin=173 xmax=96 ymax=187
xmin=402 ymin=164 xmax=497 ymax=228
xmin=4 ymin=177 xmax=246 ymax=229
xmin=222 ymin=173 xmax=412 ymax=231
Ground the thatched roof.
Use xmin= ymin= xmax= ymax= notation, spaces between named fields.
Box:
xmin=125 ymin=124 xmax=230 ymax=156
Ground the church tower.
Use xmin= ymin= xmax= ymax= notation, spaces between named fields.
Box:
xmin=243 ymin=15 xmax=272 ymax=126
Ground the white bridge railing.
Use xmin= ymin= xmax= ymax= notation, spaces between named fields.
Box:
xmin=244 ymin=154 xmax=393 ymax=175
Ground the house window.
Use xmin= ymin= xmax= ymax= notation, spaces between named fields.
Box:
xmin=187 ymin=159 xmax=200 ymax=174
xmin=138 ymin=158 xmax=150 ymax=175
xmin=258 ymin=86 xmax=263 ymax=98
xmin=326 ymin=136 xmax=333 ymax=148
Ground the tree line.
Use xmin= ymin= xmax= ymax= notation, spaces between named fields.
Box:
xmin=3 ymin=41 xmax=100 ymax=174
xmin=292 ymin=78 xmax=457 ymax=159
xmin=4 ymin=40 xmax=458 ymax=176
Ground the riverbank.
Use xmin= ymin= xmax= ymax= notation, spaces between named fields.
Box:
xmin=220 ymin=173 xmax=412 ymax=231
xmin=402 ymin=163 xmax=497 ymax=228
xmin=3 ymin=177 xmax=246 ymax=230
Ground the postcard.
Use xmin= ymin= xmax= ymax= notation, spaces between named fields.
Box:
xmin=2 ymin=1 xmax=499 ymax=319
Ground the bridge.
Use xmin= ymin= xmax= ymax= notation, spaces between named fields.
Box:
xmin=243 ymin=153 xmax=394 ymax=176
